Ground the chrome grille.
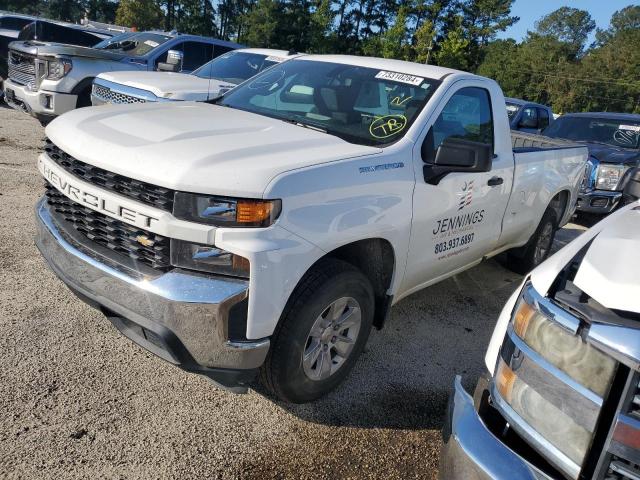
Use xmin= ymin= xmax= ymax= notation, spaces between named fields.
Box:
xmin=45 ymin=183 xmax=171 ymax=270
xmin=8 ymin=51 xmax=36 ymax=87
xmin=44 ymin=139 xmax=175 ymax=211
xmin=92 ymin=83 xmax=148 ymax=104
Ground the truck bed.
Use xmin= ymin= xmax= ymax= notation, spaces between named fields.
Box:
xmin=511 ymin=131 xmax=578 ymax=152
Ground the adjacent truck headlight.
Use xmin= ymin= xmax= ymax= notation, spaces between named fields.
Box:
xmin=173 ymin=192 xmax=281 ymax=227
xmin=596 ymin=164 xmax=627 ymax=191
xmin=512 ymin=296 xmax=616 ymax=397
xmin=46 ymin=58 xmax=72 ymax=80
xmin=494 ymin=285 xmax=617 ymax=469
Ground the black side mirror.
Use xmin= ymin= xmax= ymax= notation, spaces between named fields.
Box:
xmin=622 ymin=167 xmax=640 ymax=202
xmin=422 ymin=131 xmax=493 ymax=185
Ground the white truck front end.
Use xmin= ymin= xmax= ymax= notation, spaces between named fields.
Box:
xmin=440 ymin=182 xmax=640 ymax=479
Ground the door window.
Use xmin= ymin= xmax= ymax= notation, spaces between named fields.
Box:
xmin=430 ymin=87 xmax=494 ymax=150
xmin=182 ymin=42 xmax=214 ymax=71
xmin=537 ymin=107 xmax=550 ymax=129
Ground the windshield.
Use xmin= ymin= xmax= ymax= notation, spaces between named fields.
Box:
xmin=217 ymin=59 xmax=439 ymax=146
xmin=193 ymin=51 xmax=284 ymax=84
xmin=506 ymin=102 xmax=520 ymax=120
xmin=93 ymin=32 xmax=172 ymax=56
xmin=543 ymin=116 xmax=640 ymax=149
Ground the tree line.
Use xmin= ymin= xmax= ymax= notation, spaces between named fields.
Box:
xmin=4 ymin=1 xmax=640 ymax=113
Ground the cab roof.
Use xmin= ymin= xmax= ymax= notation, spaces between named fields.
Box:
xmin=298 ymin=54 xmax=475 ymax=81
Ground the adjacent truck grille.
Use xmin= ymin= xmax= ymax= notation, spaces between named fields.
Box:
xmin=45 ymin=184 xmax=171 ymax=270
xmin=44 ymin=139 xmax=175 ymax=211
xmin=92 ymin=83 xmax=148 ymax=104
xmin=8 ymin=51 xmax=36 ymax=87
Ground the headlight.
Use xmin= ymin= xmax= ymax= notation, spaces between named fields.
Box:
xmin=596 ymin=164 xmax=627 ymax=191
xmin=46 ymin=58 xmax=72 ymax=80
xmin=496 ymin=359 xmax=592 ymax=466
xmin=493 ymin=285 xmax=617 ymax=469
xmin=512 ymin=295 xmax=616 ymax=397
xmin=171 ymin=239 xmax=249 ymax=278
xmin=173 ymin=192 xmax=281 ymax=227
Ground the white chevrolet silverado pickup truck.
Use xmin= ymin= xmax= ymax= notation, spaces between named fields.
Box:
xmin=440 ymin=169 xmax=640 ymax=480
xmin=34 ymin=55 xmax=588 ymax=403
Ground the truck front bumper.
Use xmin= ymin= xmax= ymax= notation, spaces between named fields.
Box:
xmin=576 ymin=189 xmax=622 ymax=215
xmin=34 ymin=198 xmax=270 ymax=391
xmin=439 ymin=376 xmax=552 ymax=480
xmin=4 ymin=79 xmax=77 ymax=122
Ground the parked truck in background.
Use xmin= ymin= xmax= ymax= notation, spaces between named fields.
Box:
xmin=541 ymin=112 xmax=640 ymax=218
xmin=4 ymin=30 xmax=240 ymax=124
xmin=505 ymin=97 xmax=554 ymax=133
xmin=440 ymin=168 xmax=640 ymax=480
xmin=91 ymin=48 xmax=300 ymax=105
xmin=34 ymin=56 xmax=587 ymax=403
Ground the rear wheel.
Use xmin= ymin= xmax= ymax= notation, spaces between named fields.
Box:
xmin=260 ymin=258 xmax=374 ymax=403
xmin=506 ymin=209 xmax=557 ymax=274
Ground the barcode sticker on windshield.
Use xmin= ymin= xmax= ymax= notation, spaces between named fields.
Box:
xmin=144 ymin=40 xmax=159 ymax=48
xmin=375 ymin=71 xmax=424 ymax=86
xmin=265 ymin=56 xmax=286 ymax=62
xmin=619 ymin=124 xmax=640 ymax=132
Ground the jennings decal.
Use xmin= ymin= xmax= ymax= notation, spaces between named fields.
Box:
xmin=432 ymin=181 xmax=485 ymax=260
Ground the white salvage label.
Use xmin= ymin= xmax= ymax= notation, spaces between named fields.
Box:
xmin=265 ymin=55 xmax=286 ymax=62
xmin=144 ymin=40 xmax=159 ymax=47
xmin=619 ymin=124 xmax=640 ymax=132
xmin=375 ymin=71 xmax=424 ymax=86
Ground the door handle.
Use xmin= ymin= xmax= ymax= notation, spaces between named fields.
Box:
xmin=488 ymin=176 xmax=504 ymax=187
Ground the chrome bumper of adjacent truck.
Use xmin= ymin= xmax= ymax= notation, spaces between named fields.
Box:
xmin=439 ymin=377 xmax=552 ymax=480
xmin=34 ymin=197 xmax=270 ymax=390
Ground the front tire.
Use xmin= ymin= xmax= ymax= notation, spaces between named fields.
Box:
xmin=506 ymin=209 xmax=557 ymax=274
xmin=261 ymin=258 xmax=374 ymax=403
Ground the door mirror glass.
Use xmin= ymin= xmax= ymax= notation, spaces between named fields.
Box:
xmin=421 ymin=87 xmax=494 ymax=184
xmin=519 ymin=107 xmax=538 ymax=129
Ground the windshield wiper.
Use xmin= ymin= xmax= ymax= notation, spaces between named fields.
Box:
xmin=278 ymin=117 xmax=327 ymax=133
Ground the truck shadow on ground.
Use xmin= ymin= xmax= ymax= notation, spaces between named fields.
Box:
xmin=260 ymin=225 xmax=586 ymax=430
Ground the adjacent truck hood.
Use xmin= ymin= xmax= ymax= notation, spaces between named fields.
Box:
xmin=98 ymin=71 xmax=233 ymax=101
xmin=45 ymin=102 xmax=380 ymax=198
xmin=531 ymin=202 xmax=640 ymax=313
xmin=9 ymin=40 xmax=126 ymax=60
xmin=585 ymin=142 xmax=640 ymax=166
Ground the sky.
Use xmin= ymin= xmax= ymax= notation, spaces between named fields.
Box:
xmin=497 ymin=0 xmax=636 ymax=43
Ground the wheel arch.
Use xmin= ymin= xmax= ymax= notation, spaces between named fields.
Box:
xmin=304 ymin=238 xmax=397 ymax=330
xmin=548 ymin=189 xmax=572 ymax=226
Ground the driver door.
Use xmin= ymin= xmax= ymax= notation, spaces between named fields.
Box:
xmin=400 ymin=84 xmax=513 ymax=294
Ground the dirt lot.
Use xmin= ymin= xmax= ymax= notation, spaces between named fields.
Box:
xmin=0 ymin=105 xmax=586 ymax=479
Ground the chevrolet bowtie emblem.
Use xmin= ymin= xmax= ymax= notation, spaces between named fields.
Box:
xmin=135 ymin=235 xmax=155 ymax=247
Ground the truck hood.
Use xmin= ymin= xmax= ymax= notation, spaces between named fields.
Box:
xmin=97 ymin=71 xmax=235 ymax=100
xmin=531 ymin=201 xmax=640 ymax=313
xmin=45 ymin=102 xmax=380 ymax=198
xmin=585 ymin=142 xmax=639 ymax=166
xmin=9 ymin=40 xmax=126 ymax=60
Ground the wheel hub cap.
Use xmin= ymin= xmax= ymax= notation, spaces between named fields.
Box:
xmin=302 ymin=297 xmax=362 ymax=381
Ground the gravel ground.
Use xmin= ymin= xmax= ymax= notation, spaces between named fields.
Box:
xmin=0 ymin=105 xmax=586 ymax=479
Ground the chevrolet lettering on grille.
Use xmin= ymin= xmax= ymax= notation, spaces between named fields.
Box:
xmin=38 ymin=155 xmax=160 ymax=229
